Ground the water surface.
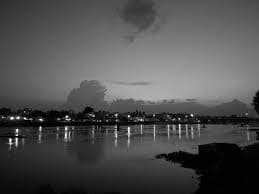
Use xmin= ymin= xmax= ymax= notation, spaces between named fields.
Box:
xmin=0 ymin=124 xmax=256 ymax=194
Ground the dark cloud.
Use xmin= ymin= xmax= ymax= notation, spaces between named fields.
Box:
xmin=108 ymin=80 xmax=152 ymax=86
xmin=65 ymin=80 xmax=108 ymax=112
xmin=120 ymin=0 xmax=160 ymax=41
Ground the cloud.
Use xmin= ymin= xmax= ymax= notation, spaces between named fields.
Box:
xmin=64 ymin=80 xmax=108 ymax=111
xmin=108 ymin=80 xmax=152 ymax=86
xmin=120 ymin=0 xmax=161 ymax=41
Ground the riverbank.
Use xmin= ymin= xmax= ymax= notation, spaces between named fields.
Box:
xmin=1 ymin=120 xmax=258 ymax=128
xmin=0 ymin=120 xmax=202 ymax=127
xmin=156 ymin=142 xmax=259 ymax=194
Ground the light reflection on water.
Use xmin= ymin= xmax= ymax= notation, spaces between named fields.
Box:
xmin=0 ymin=124 xmax=257 ymax=194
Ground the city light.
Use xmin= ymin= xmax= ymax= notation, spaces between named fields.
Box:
xmin=38 ymin=118 xmax=44 ymax=122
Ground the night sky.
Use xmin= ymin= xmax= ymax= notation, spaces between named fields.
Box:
xmin=1 ymin=0 xmax=259 ymax=107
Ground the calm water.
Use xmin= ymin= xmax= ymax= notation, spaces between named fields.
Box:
xmin=0 ymin=124 xmax=256 ymax=194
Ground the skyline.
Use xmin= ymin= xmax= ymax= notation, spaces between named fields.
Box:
xmin=1 ymin=0 xmax=259 ymax=107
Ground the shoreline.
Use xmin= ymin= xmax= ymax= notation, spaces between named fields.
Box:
xmin=0 ymin=120 xmax=258 ymax=128
xmin=156 ymin=141 xmax=259 ymax=194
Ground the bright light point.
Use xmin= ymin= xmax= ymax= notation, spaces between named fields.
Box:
xmin=16 ymin=116 xmax=21 ymax=120
xmin=190 ymin=113 xmax=194 ymax=117
xmin=10 ymin=116 xmax=15 ymax=121
xmin=38 ymin=118 xmax=44 ymax=122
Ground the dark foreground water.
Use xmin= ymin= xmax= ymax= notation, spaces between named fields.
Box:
xmin=0 ymin=124 xmax=256 ymax=194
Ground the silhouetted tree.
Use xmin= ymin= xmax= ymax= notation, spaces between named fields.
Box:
xmin=252 ymin=91 xmax=259 ymax=115
xmin=82 ymin=107 xmax=94 ymax=114
xmin=30 ymin=110 xmax=46 ymax=118
xmin=0 ymin=108 xmax=12 ymax=116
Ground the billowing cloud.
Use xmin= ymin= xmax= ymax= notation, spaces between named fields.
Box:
xmin=120 ymin=0 xmax=160 ymax=42
xmin=65 ymin=80 xmax=108 ymax=111
xmin=108 ymin=80 xmax=152 ymax=86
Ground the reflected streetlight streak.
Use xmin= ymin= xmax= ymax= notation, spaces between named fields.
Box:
xmin=69 ymin=131 xmax=72 ymax=140
xmin=127 ymin=137 xmax=130 ymax=148
xmin=114 ymin=125 xmax=118 ymax=139
xmin=153 ymin=125 xmax=156 ymax=141
xmin=91 ymin=126 xmax=95 ymax=140
xmin=185 ymin=124 xmax=189 ymax=139
xmin=198 ymin=124 xmax=201 ymax=138
xmin=167 ymin=124 xmax=170 ymax=139
xmin=15 ymin=138 xmax=18 ymax=148
xmin=173 ymin=125 xmax=176 ymax=134
xmin=91 ymin=126 xmax=95 ymax=144
xmin=114 ymin=138 xmax=118 ymax=148
xmin=64 ymin=131 xmax=72 ymax=143
xmin=191 ymin=126 xmax=194 ymax=139
xmin=246 ymin=126 xmax=250 ymax=141
xmin=38 ymin=131 xmax=42 ymax=144
xmin=127 ymin=126 xmax=131 ymax=138
xmin=64 ymin=131 xmax=68 ymax=142
xmin=8 ymin=138 xmax=13 ymax=150
xmin=38 ymin=126 xmax=42 ymax=143
xmin=178 ymin=124 xmax=181 ymax=139
xmin=140 ymin=124 xmax=143 ymax=135
xmin=106 ymin=128 xmax=108 ymax=136
xmin=15 ymin=128 xmax=19 ymax=136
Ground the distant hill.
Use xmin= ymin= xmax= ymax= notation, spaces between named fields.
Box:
xmin=0 ymin=96 xmax=257 ymax=117
xmin=208 ymin=99 xmax=255 ymax=116
xmin=112 ymin=99 xmax=257 ymax=117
